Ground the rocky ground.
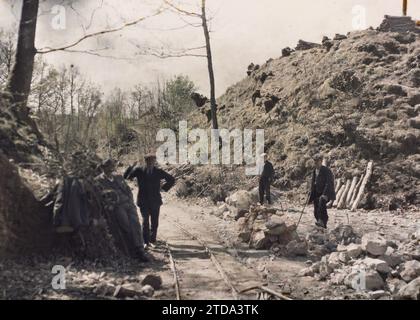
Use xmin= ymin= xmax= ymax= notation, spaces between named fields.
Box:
xmin=0 ymin=251 xmax=172 ymax=300
xmin=0 ymin=188 xmax=418 ymax=300
xmin=187 ymin=26 xmax=420 ymax=210
xmin=203 ymin=188 xmax=420 ymax=300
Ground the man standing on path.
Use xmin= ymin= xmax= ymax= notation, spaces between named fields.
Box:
xmin=309 ymin=154 xmax=336 ymax=229
xmin=258 ymin=153 xmax=275 ymax=205
xmin=124 ymin=153 xmax=175 ymax=248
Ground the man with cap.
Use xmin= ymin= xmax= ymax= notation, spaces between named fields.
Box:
xmin=258 ymin=153 xmax=275 ymax=205
xmin=308 ymin=154 xmax=336 ymax=229
xmin=95 ymin=159 xmax=149 ymax=262
xmin=124 ymin=153 xmax=175 ymax=248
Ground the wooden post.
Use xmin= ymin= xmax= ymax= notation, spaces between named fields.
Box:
xmin=333 ymin=184 xmax=344 ymax=207
xmin=402 ymin=0 xmax=408 ymax=16
xmin=335 ymin=178 xmax=342 ymax=194
xmin=351 ymin=161 xmax=373 ymax=211
xmin=349 ymin=174 xmax=364 ymax=208
xmin=337 ymin=179 xmax=351 ymax=209
xmin=345 ymin=176 xmax=359 ymax=207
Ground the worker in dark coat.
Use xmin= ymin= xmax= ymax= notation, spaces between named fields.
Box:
xmin=95 ymin=159 xmax=149 ymax=262
xmin=258 ymin=153 xmax=275 ymax=205
xmin=309 ymin=154 xmax=336 ymax=229
xmin=124 ymin=153 xmax=175 ymax=248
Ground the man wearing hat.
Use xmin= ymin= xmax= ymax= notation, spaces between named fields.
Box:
xmin=95 ymin=159 xmax=149 ymax=262
xmin=308 ymin=154 xmax=336 ymax=229
xmin=124 ymin=153 xmax=175 ymax=248
xmin=258 ymin=153 xmax=275 ymax=205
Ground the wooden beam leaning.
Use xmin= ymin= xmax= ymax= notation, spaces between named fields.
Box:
xmin=349 ymin=174 xmax=364 ymax=208
xmin=351 ymin=161 xmax=373 ymax=211
xmin=346 ymin=176 xmax=359 ymax=208
xmin=337 ymin=179 xmax=351 ymax=209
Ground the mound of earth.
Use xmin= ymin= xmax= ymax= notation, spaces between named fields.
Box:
xmin=188 ymin=27 xmax=420 ymax=210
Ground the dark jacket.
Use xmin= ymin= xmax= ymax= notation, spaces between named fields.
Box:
xmin=260 ymin=160 xmax=275 ymax=181
xmin=53 ymin=177 xmax=90 ymax=232
xmin=309 ymin=165 xmax=336 ymax=203
xmin=124 ymin=166 xmax=175 ymax=209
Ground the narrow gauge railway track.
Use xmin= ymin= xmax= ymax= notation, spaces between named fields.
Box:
xmin=162 ymin=220 xmax=292 ymax=300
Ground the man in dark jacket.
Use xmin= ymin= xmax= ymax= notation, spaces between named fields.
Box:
xmin=309 ymin=154 xmax=336 ymax=229
xmin=124 ymin=153 xmax=175 ymax=247
xmin=259 ymin=153 xmax=275 ymax=205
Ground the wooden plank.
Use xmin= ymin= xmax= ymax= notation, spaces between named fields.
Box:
xmin=349 ymin=174 xmax=364 ymax=208
xmin=335 ymin=178 xmax=342 ymax=194
xmin=337 ymin=179 xmax=351 ymax=209
xmin=333 ymin=184 xmax=344 ymax=207
xmin=351 ymin=161 xmax=373 ymax=211
xmin=239 ymin=285 xmax=293 ymax=300
xmin=345 ymin=176 xmax=359 ymax=207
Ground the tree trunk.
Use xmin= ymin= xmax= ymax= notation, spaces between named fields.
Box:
xmin=6 ymin=0 xmax=39 ymax=114
xmin=201 ymin=0 xmax=218 ymax=129
xmin=5 ymin=0 xmax=42 ymax=140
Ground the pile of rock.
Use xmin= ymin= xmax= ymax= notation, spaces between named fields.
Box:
xmin=93 ymin=273 xmax=163 ymax=299
xmin=236 ymin=205 xmax=302 ymax=253
xmin=300 ymin=230 xmax=420 ymax=300
xmin=304 ymin=225 xmax=360 ymax=259
xmin=378 ymin=15 xmax=420 ymax=34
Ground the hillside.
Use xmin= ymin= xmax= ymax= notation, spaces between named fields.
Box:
xmin=188 ymin=28 xmax=420 ymax=210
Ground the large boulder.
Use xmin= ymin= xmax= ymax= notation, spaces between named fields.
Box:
xmin=327 ymin=252 xmax=343 ymax=269
xmin=378 ymin=247 xmax=403 ymax=268
xmin=265 ymin=218 xmax=287 ymax=235
xmin=400 ymin=260 xmax=420 ymax=282
xmin=250 ymin=230 xmax=269 ymax=249
xmin=387 ymin=278 xmax=408 ymax=295
xmin=395 ymin=277 xmax=420 ymax=300
xmin=226 ymin=190 xmax=253 ymax=213
xmin=345 ymin=243 xmax=363 ymax=259
xmin=361 ymin=232 xmax=388 ymax=256
xmin=345 ymin=268 xmax=385 ymax=291
xmin=359 ymin=257 xmax=391 ymax=274
xmin=295 ymin=40 xmax=321 ymax=51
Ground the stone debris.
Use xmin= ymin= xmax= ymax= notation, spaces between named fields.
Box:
xmin=282 ymin=47 xmax=294 ymax=57
xmin=187 ymin=26 xmax=420 ymax=210
xmin=300 ymin=229 xmax=420 ymax=300
xmin=295 ymin=40 xmax=321 ymax=51
xmin=378 ymin=15 xmax=420 ymax=34
xmin=395 ymin=277 xmax=420 ymax=300
xmin=235 ymin=204 xmax=299 ymax=251
xmin=361 ymin=232 xmax=388 ymax=256
xmin=399 ymin=260 xmax=420 ymax=282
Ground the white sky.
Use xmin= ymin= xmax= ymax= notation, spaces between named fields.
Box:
xmin=0 ymin=0 xmax=419 ymax=95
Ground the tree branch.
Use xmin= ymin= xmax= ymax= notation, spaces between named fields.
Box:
xmin=36 ymin=7 xmax=165 ymax=54
xmin=163 ymin=0 xmax=201 ymax=18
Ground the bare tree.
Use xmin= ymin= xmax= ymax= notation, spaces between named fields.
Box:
xmin=162 ymin=0 xmax=219 ymax=129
